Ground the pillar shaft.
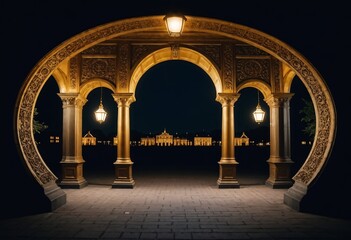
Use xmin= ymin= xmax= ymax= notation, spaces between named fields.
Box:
xmin=265 ymin=93 xmax=294 ymax=188
xmin=216 ymin=93 xmax=240 ymax=188
xmin=112 ymin=93 xmax=135 ymax=188
xmin=58 ymin=93 xmax=87 ymax=188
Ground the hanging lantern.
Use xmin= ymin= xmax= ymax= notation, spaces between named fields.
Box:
xmin=253 ymin=90 xmax=265 ymax=124
xmin=95 ymin=87 xmax=107 ymax=124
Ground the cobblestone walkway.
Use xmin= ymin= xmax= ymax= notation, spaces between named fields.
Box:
xmin=1 ymin=173 xmax=350 ymax=239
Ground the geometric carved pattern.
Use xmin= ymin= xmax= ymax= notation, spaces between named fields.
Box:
xmin=69 ymin=56 xmax=79 ymax=89
xmin=271 ymin=59 xmax=282 ymax=92
xmin=236 ymin=59 xmax=270 ymax=84
xmin=192 ymin=44 xmax=221 ymax=68
xmin=81 ymin=58 xmax=116 ymax=84
xmin=131 ymin=45 xmax=165 ymax=67
xmin=117 ymin=43 xmax=130 ymax=90
xmin=222 ymin=44 xmax=234 ymax=90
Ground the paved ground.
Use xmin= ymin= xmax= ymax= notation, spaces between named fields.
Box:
xmin=1 ymin=172 xmax=351 ymax=239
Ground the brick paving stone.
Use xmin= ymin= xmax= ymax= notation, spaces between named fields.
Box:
xmin=1 ymin=173 xmax=351 ymax=239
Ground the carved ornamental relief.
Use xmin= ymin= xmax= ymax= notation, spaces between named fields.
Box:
xmin=117 ymin=43 xmax=130 ymax=90
xmin=236 ymin=59 xmax=270 ymax=84
xmin=81 ymin=58 xmax=117 ymax=84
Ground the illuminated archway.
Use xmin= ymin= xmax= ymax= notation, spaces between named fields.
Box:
xmin=15 ymin=15 xmax=336 ymax=211
xmin=130 ymin=47 xmax=222 ymax=94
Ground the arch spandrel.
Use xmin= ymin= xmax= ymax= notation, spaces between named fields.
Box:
xmin=130 ymin=47 xmax=223 ymax=94
xmin=15 ymin=15 xmax=336 ymax=212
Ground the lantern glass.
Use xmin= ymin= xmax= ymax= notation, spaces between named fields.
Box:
xmin=95 ymin=103 xmax=107 ymax=124
xmin=164 ymin=14 xmax=186 ymax=37
xmin=253 ymin=90 xmax=265 ymax=124
xmin=253 ymin=105 xmax=265 ymax=124
xmin=95 ymin=87 xmax=107 ymax=123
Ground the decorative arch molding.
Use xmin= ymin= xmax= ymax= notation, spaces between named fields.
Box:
xmin=237 ymin=80 xmax=272 ymax=99
xmin=79 ymin=79 xmax=115 ymax=99
xmin=130 ymin=47 xmax=222 ymax=94
xmin=14 ymin=15 xmax=336 ymax=211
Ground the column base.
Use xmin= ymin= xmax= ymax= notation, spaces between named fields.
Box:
xmin=217 ymin=179 xmax=240 ymax=188
xmin=59 ymin=179 xmax=88 ymax=189
xmin=59 ymin=162 xmax=88 ymax=189
xmin=112 ymin=179 xmax=135 ymax=189
xmin=112 ymin=161 xmax=135 ymax=189
xmin=266 ymin=179 xmax=293 ymax=189
xmin=217 ymin=160 xmax=240 ymax=189
xmin=266 ymin=160 xmax=293 ymax=189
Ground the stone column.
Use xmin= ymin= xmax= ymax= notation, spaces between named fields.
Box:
xmin=265 ymin=93 xmax=294 ymax=188
xmin=216 ymin=93 xmax=240 ymax=188
xmin=112 ymin=93 xmax=135 ymax=188
xmin=58 ymin=93 xmax=87 ymax=188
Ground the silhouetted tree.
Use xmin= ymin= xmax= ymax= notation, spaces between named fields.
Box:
xmin=33 ymin=108 xmax=48 ymax=134
xmin=299 ymin=98 xmax=315 ymax=140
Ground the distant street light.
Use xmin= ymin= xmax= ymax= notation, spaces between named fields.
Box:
xmin=164 ymin=13 xmax=187 ymax=37
xmin=253 ymin=90 xmax=265 ymax=124
xmin=95 ymin=87 xmax=107 ymax=123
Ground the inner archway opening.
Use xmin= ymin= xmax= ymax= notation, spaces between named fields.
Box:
xmin=131 ymin=60 xmax=221 ymax=183
xmin=82 ymin=87 xmax=117 ymax=185
xmin=235 ymin=87 xmax=270 ymax=185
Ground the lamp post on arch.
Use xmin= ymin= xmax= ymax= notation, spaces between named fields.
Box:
xmin=164 ymin=13 xmax=187 ymax=37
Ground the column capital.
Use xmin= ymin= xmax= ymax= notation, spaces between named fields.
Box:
xmin=112 ymin=93 xmax=136 ymax=107
xmin=265 ymin=93 xmax=294 ymax=107
xmin=57 ymin=93 xmax=87 ymax=107
xmin=216 ymin=93 xmax=240 ymax=107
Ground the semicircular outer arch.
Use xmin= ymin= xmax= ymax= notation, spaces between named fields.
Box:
xmin=15 ymin=15 xmax=336 ymax=211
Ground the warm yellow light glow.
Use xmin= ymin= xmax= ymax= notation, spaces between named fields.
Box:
xmin=164 ymin=14 xmax=186 ymax=37
xmin=253 ymin=90 xmax=265 ymax=124
xmin=95 ymin=101 xmax=107 ymax=124
xmin=253 ymin=104 xmax=265 ymax=124
xmin=95 ymin=87 xmax=107 ymax=123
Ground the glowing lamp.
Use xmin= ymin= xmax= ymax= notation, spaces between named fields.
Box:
xmin=164 ymin=14 xmax=187 ymax=37
xmin=253 ymin=90 xmax=265 ymax=124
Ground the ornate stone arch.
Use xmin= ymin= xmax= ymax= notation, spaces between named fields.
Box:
xmin=237 ymin=80 xmax=272 ymax=99
xmin=79 ymin=78 xmax=115 ymax=100
xmin=130 ymin=47 xmax=222 ymax=94
xmin=14 ymin=15 xmax=336 ymax=211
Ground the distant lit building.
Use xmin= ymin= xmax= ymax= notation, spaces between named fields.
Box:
xmin=234 ymin=132 xmax=249 ymax=146
xmin=156 ymin=129 xmax=173 ymax=146
xmin=82 ymin=131 xmax=96 ymax=146
xmin=173 ymin=134 xmax=191 ymax=146
xmin=194 ymin=135 xmax=212 ymax=146
xmin=140 ymin=136 xmax=155 ymax=146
